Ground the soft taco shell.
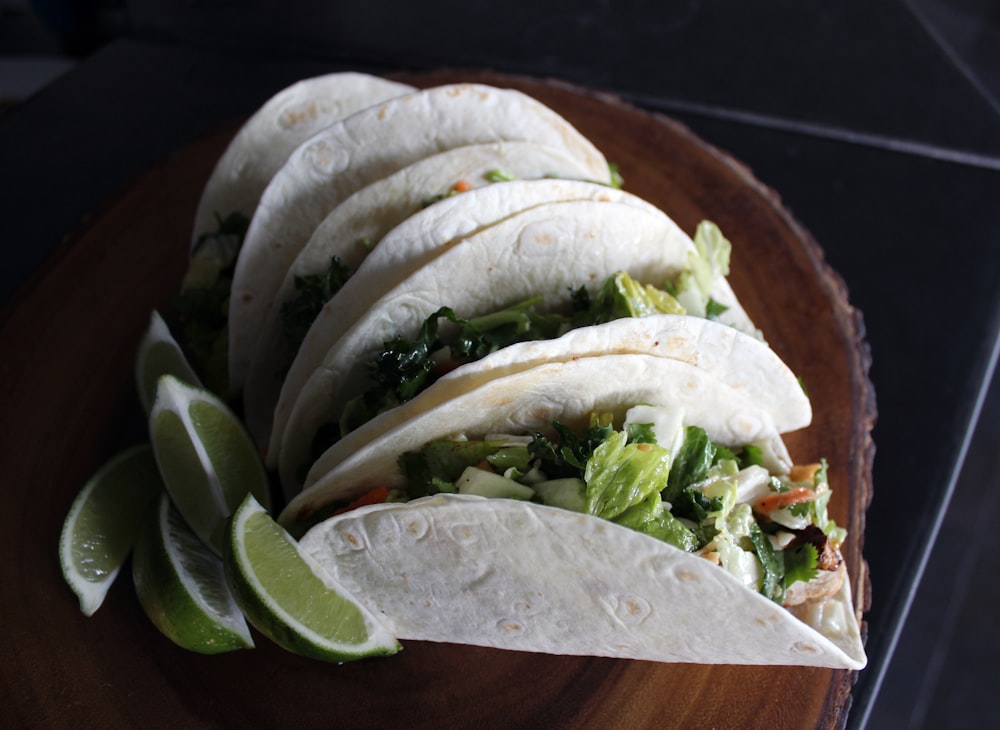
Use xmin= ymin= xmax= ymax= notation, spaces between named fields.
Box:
xmin=294 ymin=314 xmax=811 ymax=504
xmin=191 ymin=72 xmax=414 ymax=247
xmin=298 ymin=494 xmax=866 ymax=669
xmin=283 ymin=353 xmax=789 ymax=521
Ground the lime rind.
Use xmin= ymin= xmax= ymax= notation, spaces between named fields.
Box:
xmin=225 ymin=494 xmax=400 ymax=662
xmin=59 ymin=444 xmax=162 ymax=617
xmin=150 ymin=374 xmax=270 ymax=554
xmin=135 ymin=310 xmax=202 ymax=414
xmin=133 ymin=492 xmax=253 ymax=653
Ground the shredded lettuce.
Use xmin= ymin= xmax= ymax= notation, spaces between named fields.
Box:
xmin=584 ymin=432 xmax=671 ymax=520
xmin=614 ymin=492 xmax=699 ymax=552
xmin=393 ymin=411 xmax=844 ymax=605
xmin=674 ymin=221 xmax=732 ymax=319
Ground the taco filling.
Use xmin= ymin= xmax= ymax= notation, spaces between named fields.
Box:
xmin=313 ymin=404 xmax=845 ymax=609
xmin=317 ymin=219 xmax=738 ymax=458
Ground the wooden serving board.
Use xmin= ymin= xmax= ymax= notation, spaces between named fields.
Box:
xmin=0 ymin=70 xmax=873 ymax=729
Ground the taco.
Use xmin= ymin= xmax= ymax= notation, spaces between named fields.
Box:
xmin=298 ymin=314 xmax=810 ymax=500
xmin=227 ymin=83 xmax=612 ymax=395
xmin=272 ymin=198 xmax=757 ymax=493
xmin=191 ymin=72 xmax=415 ymax=249
xmin=242 ymin=153 xmax=630 ymax=446
xmin=287 ymin=353 xmax=865 ymax=669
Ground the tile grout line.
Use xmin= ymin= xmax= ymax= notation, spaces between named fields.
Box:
xmin=904 ymin=370 xmax=1000 ymax=727
xmin=902 ymin=0 xmax=1000 ymax=122
xmin=623 ymin=92 xmax=1000 ymax=172
xmin=851 ymin=308 xmax=1000 ymax=730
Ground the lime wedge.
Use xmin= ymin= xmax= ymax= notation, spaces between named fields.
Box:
xmin=224 ymin=494 xmax=400 ymax=662
xmin=59 ymin=444 xmax=163 ymax=616
xmin=135 ymin=311 xmax=202 ymax=414
xmin=133 ymin=492 xmax=254 ymax=653
xmin=149 ymin=375 xmax=271 ymax=555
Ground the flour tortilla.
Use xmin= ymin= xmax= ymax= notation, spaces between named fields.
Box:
xmin=275 ymin=199 xmax=756 ymax=493
xmin=296 ymin=315 xmax=810 ymax=502
xmin=191 ymin=72 xmax=414 ymax=248
xmin=282 ymin=353 xmax=790 ymax=522
xmin=243 ymin=152 xmax=629 ymax=447
xmin=298 ymin=493 xmax=866 ymax=669
xmin=259 ymin=180 xmax=661 ymax=459
xmin=227 ymin=84 xmax=611 ymax=395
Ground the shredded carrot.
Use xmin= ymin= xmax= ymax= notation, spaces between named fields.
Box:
xmin=789 ymin=462 xmax=823 ymax=483
xmin=333 ymin=486 xmax=391 ymax=515
xmin=452 ymin=179 xmax=473 ymax=193
xmin=754 ymin=487 xmax=815 ymax=514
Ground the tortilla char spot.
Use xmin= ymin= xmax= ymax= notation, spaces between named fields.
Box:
xmin=406 ymin=518 xmax=429 ymax=539
xmin=533 ymin=231 xmax=556 ymax=246
xmin=614 ymin=594 xmax=652 ymax=625
xmin=278 ymin=102 xmax=320 ymax=130
xmin=793 ymin=641 xmax=819 ymax=654
xmin=448 ymin=523 xmax=480 ymax=545
xmin=304 ymin=139 xmax=349 ymax=176
xmin=497 ymin=619 xmax=524 ymax=634
xmin=376 ymin=105 xmax=389 ymax=120
xmin=728 ymin=413 xmax=764 ymax=440
xmin=755 ymin=617 xmax=769 ymax=627
xmin=339 ymin=530 xmax=361 ymax=549
xmin=675 ymin=570 xmax=700 ymax=583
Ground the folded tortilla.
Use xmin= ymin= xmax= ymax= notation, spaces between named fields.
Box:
xmin=283 ymin=353 xmax=791 ymax=521
xmin=298 ymin=494 xmax=866 ymax=669
xmin=297 ymin=315 xmax=811 ymax=503
xmin=227 ymin=84 xmax=611 ymax=395
xmin=275 ymin=199 xmax=756 ymax=494
xmin=289 ymin=353 xmax=864 ymax=669
xmin=243 ymin=150 xmax=630 ymax=446
xmin=191 ymin=72 xmax=414 ymax=248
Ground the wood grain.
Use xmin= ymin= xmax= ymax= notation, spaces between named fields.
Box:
xmin=0 ymin=71 xmax=873 ymax=729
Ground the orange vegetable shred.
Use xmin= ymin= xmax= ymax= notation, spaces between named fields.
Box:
xmin=333 ymin=486 xmax=391 ymax=516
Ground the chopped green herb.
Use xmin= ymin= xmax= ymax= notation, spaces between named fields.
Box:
xmin=748 ymin=523 xmax=785 ymax=603
xmin=279 ymin=256 xmax=352 ymax=370
xmin=783 ymin=543 xmax=820 ymax=589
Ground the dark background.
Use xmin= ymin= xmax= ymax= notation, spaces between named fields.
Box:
xmin=3 ymin=2 xmax=999 ymax=727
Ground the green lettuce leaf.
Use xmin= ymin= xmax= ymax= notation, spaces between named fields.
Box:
xmin=584 ymin=431 xmax=671 ymax=520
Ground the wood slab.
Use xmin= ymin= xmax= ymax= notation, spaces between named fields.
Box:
xmin=0 ymin=70 xmax=873 ymax=729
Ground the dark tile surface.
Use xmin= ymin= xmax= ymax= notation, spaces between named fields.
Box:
xmin=3 ymin=2 xmax=1000 ymax=728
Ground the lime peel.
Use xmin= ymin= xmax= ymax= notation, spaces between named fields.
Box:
xmin=59 ymin=444 xmax=162 ymax=616
xmin=132 ymin=492 xmax=254 ymax=654
xmin=224 ymin=494 xmax=400 ymax=663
